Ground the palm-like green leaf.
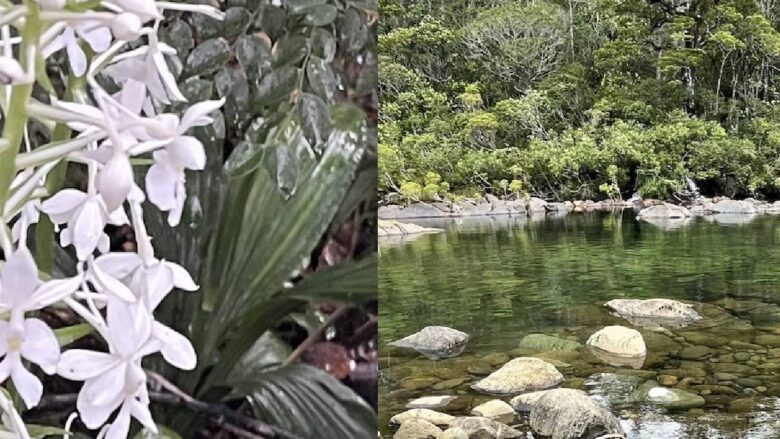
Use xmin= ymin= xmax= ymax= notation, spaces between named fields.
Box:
xmin=192 ymin=104 xmax=367 ymax=378
xmin=288 ymin=255 xmax=377 ymax=303
xmin=229 ymin=364 xmax=375 ymax=439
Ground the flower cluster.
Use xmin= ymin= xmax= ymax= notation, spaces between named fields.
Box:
xmin=0 ymin=0 xmax=224 ymax=436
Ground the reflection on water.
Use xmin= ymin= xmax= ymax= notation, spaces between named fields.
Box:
xmin=379 ymin=212 xmax=780 ymax=438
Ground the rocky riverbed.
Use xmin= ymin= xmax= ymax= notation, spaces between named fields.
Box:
xmin=380 ymin=298 xmax=780 ymax=438
xmin=378 ymin=195 xmax=780 ymax=224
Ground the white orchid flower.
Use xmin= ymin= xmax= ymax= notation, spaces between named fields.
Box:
xmin=0 ymin=248 xmax=69 ymax=408
xmin=58 ymin=299 xmax=159 ymax=436
xmin=93 ymin=254 xmax=198 ymax=369
xmin=143 ymin=99 xmax=224 ymax=226
xmin=94 ymin=201 xmax=198 ymax=370
xmin=43 ymin=21 xmax=112 ymax=77
xmin=40 ymin=189 xmax=129 ymax=260
xmin=104 ymin=37 xmax=185 ymax=114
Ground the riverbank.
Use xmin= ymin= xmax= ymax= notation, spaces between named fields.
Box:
xmin=379 ymin=196 xmax=780 ymax=221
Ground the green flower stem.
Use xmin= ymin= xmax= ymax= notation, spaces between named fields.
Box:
xmin=0 ymin=1 xmax=41 ymax=213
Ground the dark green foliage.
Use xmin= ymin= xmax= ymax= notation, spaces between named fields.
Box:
xmin=140 ymin=0 xmax=377 ymax=437
xmin=380 ymin=0 xmax=780 ymax=200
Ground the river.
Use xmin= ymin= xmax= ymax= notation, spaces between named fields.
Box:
xmin=379 ymin=211 xmax=780 ymax=438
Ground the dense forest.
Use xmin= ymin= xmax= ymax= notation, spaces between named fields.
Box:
xmin=379 ymin=0 xmax=780 ymax=202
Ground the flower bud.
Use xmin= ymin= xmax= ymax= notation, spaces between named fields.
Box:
xmin=110 ymin=13 xmax=142 ymax=41
xmin=0 ymin=57 xmax=28 ymax=85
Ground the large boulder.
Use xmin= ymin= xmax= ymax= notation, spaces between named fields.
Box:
xmin=605 ymin=298 xmax=701 ymax=327
xmin=586 ymin=326 xmax=647 ymax=369
xmin=451 ymin=417 xmax=523 ymax=439
xmin=394 ymin=419 xmax=443 ymax=439
xmin=390 ymin=326 xmax=470 ymax=360
xmin=518 ymin=334 xmax=582 ymax=352
xmin=471 ymin=357 xmax=564 ymax=395
xmin=710 ymin=199 xmax=757 ymax=214
xmin=529 ymin=389 xmax=625 ymax=439
xmin=528 ymin=197 xmax=548 ymax=213
xmin=636 ymin=203 xmax=690 ymax=219
xmin=545 ymin=202 xmax=568 ymax=212
xmin=390 ymin=409 xmax=456 ymax=427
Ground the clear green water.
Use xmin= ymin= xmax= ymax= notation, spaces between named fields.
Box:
xmin=379 ymin=211 xmax=780 ymax=438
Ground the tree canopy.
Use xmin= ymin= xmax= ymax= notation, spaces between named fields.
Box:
xmin=379 ymin=0 xmax=780 ymax=201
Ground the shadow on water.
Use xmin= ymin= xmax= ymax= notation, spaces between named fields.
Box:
xmin=379 ymin=211 xmax=780 ymax=438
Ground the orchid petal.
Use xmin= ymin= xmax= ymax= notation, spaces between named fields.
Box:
xmin=31 ymin=275 xmax=82 ymax=309
xmin=91 ymin=259 xmax=137 ymax=302
xmin=57 ymin=350 xmax=118 ymax=381
xmin=20 ymin=318 xmax=59 ymax=374
xmin=153 ymin=322 xmax=196 ymax=370
xmin=179 ymin=99 xmax=225 ymax=132
xmin=41 ymin=189 xmax=87 ymax=224
xmin=72 ymin=199 xmax=105 ymax=260
xmin=166 ymin=261 xmax=198 ymax=291
xmin=94 ymin=253 xmax=143 ymax=280
xmin=11 ymin=356 xmax=43 ymax=408
xmin=0 ymin=247 xmax=41 ymax=306
xmin=98 ymin=154 xmax=134 ymax=212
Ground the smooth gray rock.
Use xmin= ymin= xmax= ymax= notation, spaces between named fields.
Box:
xmin=605 ymin=298 xmax=701 ymax=323
xmin=636 ymin=203 xmax=690 ymax=219
xmin=710 ymin=199 xmax=757 ymax=214
xmin=390 ymin=326 xmax=470 ymax=360
xmin=394 ymin=419 xmax=443 ymax=439
xmin=586 ymin=326 xmax=646 ymax=369
xmin=471 ymin=357 xmax=564 ymax=395
xmin=390 ymin=409 xmax=456 ymax=427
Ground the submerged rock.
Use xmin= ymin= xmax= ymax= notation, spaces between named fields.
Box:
xmin=529 ymin=389 xmax=625 ymax=439
xmin=406 ymin=395 xmax=458 ymax=410
xmin=390 ymin=326 xmax=470 ymax=360
xmin=586 ymin=326 xmax=647 ymax=369
xmin=644 ymin=386 xmax=705 ymax=411
xmin=390 ymin=409 xmax=456 ymax=427
xmin=584 ymin=372 xmax=644 ymax=406
xmin=451 ymin=417 xmax=522 ymax=439
xmin=471 ymin=357 xmax=564 ymax=395
xmin=605 ymin=299 xmax=701 ymax=326
xmin=394 ymin=419 xmax=443 ymax=439
xmin=518 ymin=333 xmax=582 ymax=352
